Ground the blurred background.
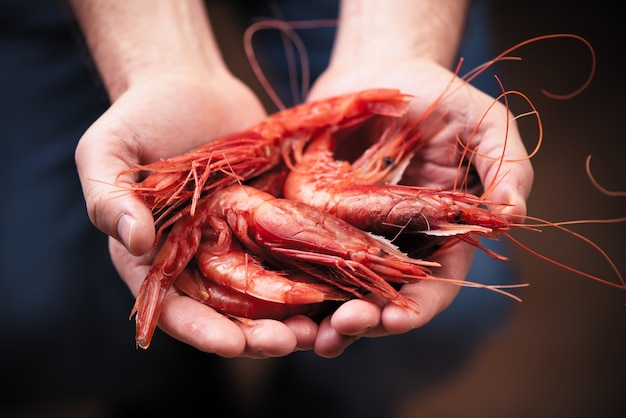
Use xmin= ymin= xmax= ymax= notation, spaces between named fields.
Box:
xmin=2 ymin=1 xmax=624 ymax=417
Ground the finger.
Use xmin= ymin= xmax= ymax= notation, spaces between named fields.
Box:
xmin=313 ymin=316 xmax=358 ymax=358
xmin=383 ymin=243 xmax=472 ymax=334
xmin=283 ymin=315 xmax=319 ymax=351
xmin=237 ymin=319 xmax=298 ymax=358
xmin=329 ymin=298 xmax=382 ymax=336
xmin=380 ymin=280 xmax=459 ymax=334
xmin=468 ymin=95 xmax=534 ymax=220
xmin=158 ymin=294 xmax=247 ymax=357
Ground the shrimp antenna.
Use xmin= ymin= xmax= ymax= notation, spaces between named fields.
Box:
xmin=462 ymin=34 xmax=596 ymax=100
xmin=244 ymin=18 xmax=337 ymax=110
xmin=585 ymin=155 xmax=626 ymax=197
xmin=505 ymin=213 xmax=626 ymax=290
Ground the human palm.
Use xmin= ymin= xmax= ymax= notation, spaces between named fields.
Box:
xmin=304 ymin=57 xmax=534 ymax=356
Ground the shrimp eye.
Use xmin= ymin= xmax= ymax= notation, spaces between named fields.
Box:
xmin=446 ymin=206 xmax=466 ymax=224
xmin=382 ymin=156 xmax=394 ymax=166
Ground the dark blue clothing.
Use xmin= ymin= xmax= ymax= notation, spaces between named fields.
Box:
xmin=1 ymin=1 xmax=516 ymax=417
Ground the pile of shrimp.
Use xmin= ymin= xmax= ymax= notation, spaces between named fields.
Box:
xmin=118 ymin=29 xmax=626 ymax=349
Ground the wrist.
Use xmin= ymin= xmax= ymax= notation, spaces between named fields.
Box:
xmin=330 ymin=0 xmax=469 ymax=69
xmin=70 ymin=0 xmax=228 ymax=101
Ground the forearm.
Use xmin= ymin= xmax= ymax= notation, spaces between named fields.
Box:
xmin=331 ymin=0 xmax=469 ymax=69
xmin=69 ymin=0 xmax=227 ymax=100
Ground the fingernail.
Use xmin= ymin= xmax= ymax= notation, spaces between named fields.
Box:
xmin=117 ymin=214 xmax=136 ymax=250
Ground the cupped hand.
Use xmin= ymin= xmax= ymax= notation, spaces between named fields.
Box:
xmin=76 ymin=72 xmax=322 ymax=357
xmin=306 ymin=57 xmax=534 ymax=357
xmin=75 ymin=72 xmax=267 ymax=255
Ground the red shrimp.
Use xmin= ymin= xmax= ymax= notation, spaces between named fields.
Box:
xmin=194 ymin=226 xmax=348 ymax=305
xmin=174 ymin=264 xmax=338 ymax=322
xmin=120 ymin=88 xmax=412 ymax=228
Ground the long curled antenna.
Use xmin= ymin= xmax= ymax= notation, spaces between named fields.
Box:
xmin=243 ymin=18 xmax=337 ymax=110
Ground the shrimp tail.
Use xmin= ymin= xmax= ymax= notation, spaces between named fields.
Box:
xmin=130 ymin=208 xmax=208 ymax=349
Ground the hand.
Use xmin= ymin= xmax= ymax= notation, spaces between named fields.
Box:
xmin=76 ymin=72 xmax=325 ymax=357
xmin=305 ymin=57 xmax=534 ymax=357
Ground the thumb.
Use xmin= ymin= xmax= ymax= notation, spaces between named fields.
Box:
xmin=75 ymin=119 xmax=156 ymax=256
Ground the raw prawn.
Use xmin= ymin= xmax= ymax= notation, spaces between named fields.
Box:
xmin=194 ymin=228 xmax=348 ymax=305
xmin=120 ymin=88 xmax=412 ymax=228
xmin=175 ymin=264 xmax=338 ymax=322
xmin=283 ymin=128 xmax=514 ymax=259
